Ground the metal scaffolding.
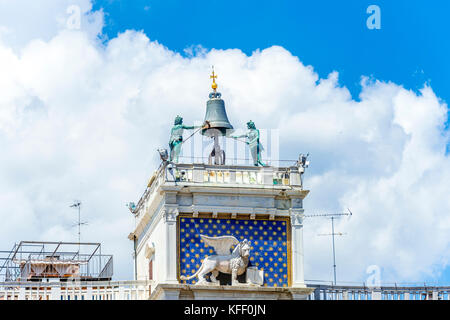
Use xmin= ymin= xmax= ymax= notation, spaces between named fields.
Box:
xmin=0 ymin=241 xmax=113 ymax=282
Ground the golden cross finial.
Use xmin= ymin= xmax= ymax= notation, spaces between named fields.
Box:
xmin=210 ymin=66 xmax=218 ymax=92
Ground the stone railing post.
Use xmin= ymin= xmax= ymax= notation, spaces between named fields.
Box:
xmin=192 ymin=164 xmax=205 ymax=183
xmin=371 ymin=289 xmax=382 ymax=300
xmin=342 ymin=290 xmax=349 ymax=300
xmin=18 ymin=287 xmax=25 ymax=300
xmin=432 ymin=290 xmax=439 ymax=300
xmin=50 ymin=285 xmax=61 ymax=300
xmin=289 ymin=166 xmax=301 ymax=187
xmin=313 ymin=288 xmax=321 ymax=300
xmin=262 ymin=166 xmax=274 ymax=185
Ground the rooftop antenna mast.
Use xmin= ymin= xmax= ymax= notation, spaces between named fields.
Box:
xmin=305 ymin=209 xmax=352 ymax=285
xmin=70 ymin=200 xmax=87 ymax=256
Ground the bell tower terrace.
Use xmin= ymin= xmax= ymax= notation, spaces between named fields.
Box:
xmin=131 ymin=161 xmax=309 ymax=228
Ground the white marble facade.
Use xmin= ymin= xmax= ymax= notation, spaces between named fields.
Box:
xmin=128 ymin=163 xmax=310 ymax=298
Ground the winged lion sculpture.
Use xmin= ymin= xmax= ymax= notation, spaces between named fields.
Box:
xmin=180 ymin=234 xmax=252 ymax=286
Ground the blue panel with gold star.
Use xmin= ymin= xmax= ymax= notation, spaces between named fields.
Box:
xmin=178 ymin=216 xmax=290 ymax=287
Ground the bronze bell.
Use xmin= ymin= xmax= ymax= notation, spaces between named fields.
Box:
xmin=201 ymin=67 xmax=233 ymax=165
xmin=201 ymin=92 xmax=234 ymax=137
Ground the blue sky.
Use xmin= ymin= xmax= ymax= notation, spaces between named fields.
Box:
xmin=93 ymin=0 xmax=449 ymax=109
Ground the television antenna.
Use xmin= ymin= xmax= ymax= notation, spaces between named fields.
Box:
xmin=305 ymin=209 xmax=352 ymax=285
xmin=70 ymin=200 xmax=88 ymax=254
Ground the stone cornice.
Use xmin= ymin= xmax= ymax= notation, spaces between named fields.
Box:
xmin=149 ymin=283 xmax=314 ymax=300
xmin=161 ymin=183 xmax=309 ymax=198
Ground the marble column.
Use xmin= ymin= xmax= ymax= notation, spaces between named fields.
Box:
xmin=290 ymin=212 xmax=306 ymax=287
xmin=164 ymin=206 xmax=179 ymax=284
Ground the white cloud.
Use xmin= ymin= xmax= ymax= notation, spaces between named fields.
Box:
xmin=0 ymin=0 xmax=103 ymax=50
xmin=0 ymin=3 xmax=448 ymax=283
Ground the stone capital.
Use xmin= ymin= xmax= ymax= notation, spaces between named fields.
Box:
xmin=163 ymin=205 xmax=179 ymax=223
xmin=290 ymin=213 xmax=304 ymax=227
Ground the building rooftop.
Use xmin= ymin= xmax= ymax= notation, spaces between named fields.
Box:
xmin=0 ymin=241 xmax=113 ymax=282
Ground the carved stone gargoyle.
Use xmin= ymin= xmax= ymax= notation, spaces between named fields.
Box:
xmin=180 ymin=235 xmax=252 ymax=286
